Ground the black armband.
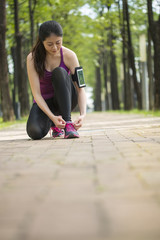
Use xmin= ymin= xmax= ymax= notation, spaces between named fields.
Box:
xmin=71 ymin=66 xmax=86 ymax=88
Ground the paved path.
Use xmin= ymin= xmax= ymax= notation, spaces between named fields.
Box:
xmin=0 ymin=112 xmax=160 ymax=240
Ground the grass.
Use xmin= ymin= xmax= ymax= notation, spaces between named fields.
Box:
xmin=106 ymin=109 xmax=160 ymax=117
xmin=87 ymin=109 xmax=160 ymax=117
xmin=109 ymin=109 xmax=160 ymax=117
xmin=0 ymin=117 xmax=27 ymax=130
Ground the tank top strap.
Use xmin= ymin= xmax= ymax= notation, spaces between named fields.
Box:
xmin=60 ymin=47 xmax=64 ymax=64
xmin=59 ymin=47 xmax=70 ymax=74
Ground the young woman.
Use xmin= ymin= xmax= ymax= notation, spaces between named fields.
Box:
xmin=26 ymin=20 xmax=86 ymax=140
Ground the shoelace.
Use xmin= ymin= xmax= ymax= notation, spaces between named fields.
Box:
xmin=49 ymin=126 xmax=63 ymax=137
xmin=53 ymin=127 xmax=63 ymax=133
xmin=65 ymin=123 xmax=75 ymax=132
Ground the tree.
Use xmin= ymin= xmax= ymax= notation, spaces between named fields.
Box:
xmin=147 ymin=28 xmax=154 ymax=110
xmin=14 ymin=0 xmax=30 ymax=116
xmin=122 ymin=0 xmax=132 ymax=109
xmin=110 ymin=32 xmax=120 ymax=110
xmin=107 ymin=6 xmax=120 ymax=110
xmin=94 ymin=58 xmax=102 ymax=111
xmin=102 ymin=46 xmax=110 ymax=110
xmin=122 ymin=0 xmax=142 ymax=109
xmin=126 ymin=0 xmax=142 ymax=109
xmin=0 ymin=0 xmax=14 ymax=121
xmin=29 ymin=0 xmax=37 ymax=46
xmin=89 ymin=0 xmax=120 ymax=110
xmin=147 ymin=0 xmax=160 ymax=109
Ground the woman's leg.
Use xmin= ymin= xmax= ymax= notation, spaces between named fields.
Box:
xmin=26 ymin=99 xmax=53 ymax=140
xmin=52 ymin=67 xmax=78 ymax=121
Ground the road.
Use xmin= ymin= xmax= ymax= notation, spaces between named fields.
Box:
xmin=0 ymin=112 xmax=160 ymax=240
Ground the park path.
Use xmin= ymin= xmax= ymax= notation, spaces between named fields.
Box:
xmin=0 ymin=112 xmax=160 ymax=240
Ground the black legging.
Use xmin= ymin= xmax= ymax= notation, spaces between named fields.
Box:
xmin=26 ymin=67 xmax=78 ymax=140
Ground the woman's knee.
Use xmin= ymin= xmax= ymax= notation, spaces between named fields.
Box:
xmin=26 ymin=123 xmax=44 ymax=140
xmin=52 ymin=67 xmax=67 ymax=76
xmin=52 ymin=67 xmax=68 ymax=86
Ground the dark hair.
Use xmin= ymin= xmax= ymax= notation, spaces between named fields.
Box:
xmin=31 ymin=21 xmax=63 ymax=78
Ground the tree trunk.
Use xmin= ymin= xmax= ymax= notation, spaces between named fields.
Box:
xmin=122 ymin=0 xmax=132 ymax=110
xmin=94 ymin=59 xmax=102 ymax=111
xmin=0 ymin=0 xmax=14 ymax=121
xmin=14 ymin=0 xmax=30 ymax=116
xmin=147 ymin=28 xmax=154 ymax=110
xmin=147 ymin=0 xmax=160 ymax=109
xmin=125 ymin=0 xmax=142 ymax=109
xmin=102 ymin=48 xmax=109 ymax=110
xmin=29 ymin=0 xmax=37 ymax=46
xmin=110 ymin=33 xmax=120 ymax=110
xmin=11 ymin=47 xmax=17 ymax=115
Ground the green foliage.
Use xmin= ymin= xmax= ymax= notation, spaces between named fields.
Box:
xmin=5 ymin=0 xmax=160 ymax=109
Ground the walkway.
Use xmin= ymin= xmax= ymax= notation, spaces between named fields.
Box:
xmin=0 ymin=112 xmax=160 ymax=240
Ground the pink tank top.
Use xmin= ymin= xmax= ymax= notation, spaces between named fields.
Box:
xmin=34 ymin=48 xmax=70 ymax=102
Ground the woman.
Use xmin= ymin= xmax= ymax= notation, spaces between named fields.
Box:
xmin=26 ymin=20 xmax=86 ymax=140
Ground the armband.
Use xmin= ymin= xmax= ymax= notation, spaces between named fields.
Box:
xmin=72 ymin=67 xmax=86 ymax=88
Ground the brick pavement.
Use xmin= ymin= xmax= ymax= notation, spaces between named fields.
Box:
xmin=0 ymin=112 xmax=160 ymax=240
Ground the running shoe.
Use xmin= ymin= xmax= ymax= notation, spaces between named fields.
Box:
xmin=64 ymin=122 xmax=79 ymax=139
xmin=50 ymin=126 xmax=64 ymax=138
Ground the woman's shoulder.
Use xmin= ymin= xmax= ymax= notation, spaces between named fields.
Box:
xmin=27 ymin=52 xmax=33 ymax=62
xmin=62 ymin=46 xmax=77 ymax=60
xmin=26 ymin=52 xmax=36 ymax=73
xmin=62 ymin=46 xmax=79 ymax=74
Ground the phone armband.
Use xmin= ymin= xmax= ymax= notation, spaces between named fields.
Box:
xmin=72 ymin=67 xmax=86 ymax=88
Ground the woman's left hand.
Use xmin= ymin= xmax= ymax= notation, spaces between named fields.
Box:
xmin=73 ymin=115 xmax=85 ymax=130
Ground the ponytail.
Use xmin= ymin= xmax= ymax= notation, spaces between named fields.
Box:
xmin=31 ymin=37 xmax=46 ymax=78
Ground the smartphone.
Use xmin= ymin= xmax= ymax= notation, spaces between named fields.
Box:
xmin=77 ymin=68 xmax=86 ymax=88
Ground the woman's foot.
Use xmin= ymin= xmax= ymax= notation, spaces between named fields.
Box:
xmin=64 ymin=122 xmax=79 ymax=139
xmin=50 ymin=126 xmax=64 ymax=138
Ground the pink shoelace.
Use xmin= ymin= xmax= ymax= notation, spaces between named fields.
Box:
xmin=65 ymin=123 xmax=75 ymax=132
xmin=49 ymin=126 xmax=63 ymax=137
xmin=52 ymin=126 xmax=63 ymax=133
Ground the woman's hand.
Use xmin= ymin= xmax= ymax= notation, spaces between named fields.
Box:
xmin=74 ymin=115 xmax=85 ymax=130
xmin=53 ymin=115 xmax=66 ymax=129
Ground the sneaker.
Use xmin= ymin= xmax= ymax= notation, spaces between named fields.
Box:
xmin=64 ymin=122 xmax=79 ymax=139
xmin=50 ymin=126 xmax=64 ymax=138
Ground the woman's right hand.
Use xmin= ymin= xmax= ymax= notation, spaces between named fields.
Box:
xmin=53 ymin=115 xmax=66 ymax=129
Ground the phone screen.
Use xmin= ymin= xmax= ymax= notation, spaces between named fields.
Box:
xmin=77 ymin=69 xmax=86 ymax=87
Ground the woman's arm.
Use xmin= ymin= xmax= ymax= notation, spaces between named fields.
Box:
xmin=27 ymin=53 xmax=66 ymax=128
xmin=64 ymin=49 xmax=87 ymax=129
xmin=74 ymin=87 xmax=87 ymax=130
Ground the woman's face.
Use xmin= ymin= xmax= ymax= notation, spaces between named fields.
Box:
xmin=43 ymin=34 xmax=62 ymax=55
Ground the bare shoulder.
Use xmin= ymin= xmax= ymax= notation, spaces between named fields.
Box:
xmin=26 ymin=52 xmax=37 ymax=75
xmin=62 ymin=46 xmax=77 ymax=59
xmin=26 ymin=52 xmax=35 ymax=72
xmin=62 ymin=46 xmax=79 ymax=73
xmin=26 ymin=51 xmax=39 ymax=84
xmin=27 ymin=52 xmax=33 ymax=62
